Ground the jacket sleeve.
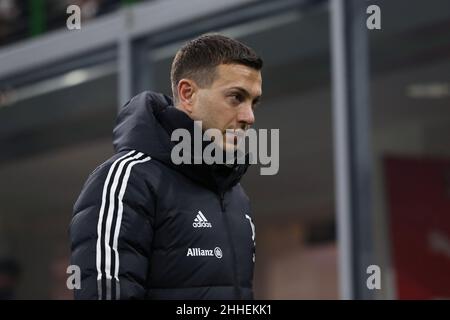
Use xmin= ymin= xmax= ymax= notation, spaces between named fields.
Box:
xmin=69 ymin=152 xmax=155 ymax=300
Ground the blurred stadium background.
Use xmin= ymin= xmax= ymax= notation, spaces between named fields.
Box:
xmin=0 ymin=0 xmax=449 ymax=299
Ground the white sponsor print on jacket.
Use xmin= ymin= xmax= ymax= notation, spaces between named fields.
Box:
xmin=187 ymin=247 xmax=223 ymax=259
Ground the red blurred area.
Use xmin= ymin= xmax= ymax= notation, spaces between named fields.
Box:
xmin=385 ymin=156 xmax=450 ymax=299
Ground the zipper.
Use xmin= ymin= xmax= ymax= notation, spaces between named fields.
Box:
xmin=219 ymin=192 xmax=242 ymax=300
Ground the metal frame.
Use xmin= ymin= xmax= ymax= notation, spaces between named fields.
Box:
xmin=330 ymin=0 xmax=374 ymax=299
xmin=0 ymin=0 xmax=258 ymax=80
xmin=0 ymin=0 xmax=326 ymax=104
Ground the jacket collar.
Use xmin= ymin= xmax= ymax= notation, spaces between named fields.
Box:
xmin=154 ymin=101 xmax=250 ymax=194
xmin=113 ymin=91 xmax=250 ymax=194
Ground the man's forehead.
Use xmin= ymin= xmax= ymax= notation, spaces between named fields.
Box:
xmin=214 ymin=64 xmax=262 ymax=94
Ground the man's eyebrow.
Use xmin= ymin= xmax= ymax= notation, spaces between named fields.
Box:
xmin=228 ymin=86 xmax=262 ymax=102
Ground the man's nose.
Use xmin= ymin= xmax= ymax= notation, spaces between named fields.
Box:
xmin=238 ymin=104 xmax=255 ymax=126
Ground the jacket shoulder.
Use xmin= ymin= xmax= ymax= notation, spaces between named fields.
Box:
xmin=72 ymin=150 xmax=155 ymax=216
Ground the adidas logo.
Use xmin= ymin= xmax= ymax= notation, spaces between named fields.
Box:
xmin=192 ymin=211 xmax=212 ymax=228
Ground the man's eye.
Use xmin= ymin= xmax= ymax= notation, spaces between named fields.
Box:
xmin=230 ymin=94 xmax=243 ymax=103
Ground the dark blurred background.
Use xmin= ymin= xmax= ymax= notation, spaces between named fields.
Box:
xmin=0 ymin=0 xmax=449 ymax=299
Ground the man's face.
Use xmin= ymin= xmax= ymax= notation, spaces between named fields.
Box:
xmin=190 ymin=63 xmax=262 ymax=152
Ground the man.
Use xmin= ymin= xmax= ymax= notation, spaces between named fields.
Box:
xmin=70 ymin=34 xmax=263 ymax=300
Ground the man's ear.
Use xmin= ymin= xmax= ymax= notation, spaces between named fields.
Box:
xmin=177 ymin=79 xmax=197 ymax=113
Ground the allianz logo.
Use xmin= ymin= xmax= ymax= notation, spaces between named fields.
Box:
xmin=187 ymin=247 xmax=223 ymax=259
xmin=192 ymin=210 xmax=212 ymax=228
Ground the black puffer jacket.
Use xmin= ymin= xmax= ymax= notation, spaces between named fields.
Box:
xmin=69 ymin=91 xmax=256 ymax=300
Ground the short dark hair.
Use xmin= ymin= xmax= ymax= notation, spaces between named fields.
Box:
xmin=170 ymin=33 xmax=263 ymax=103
